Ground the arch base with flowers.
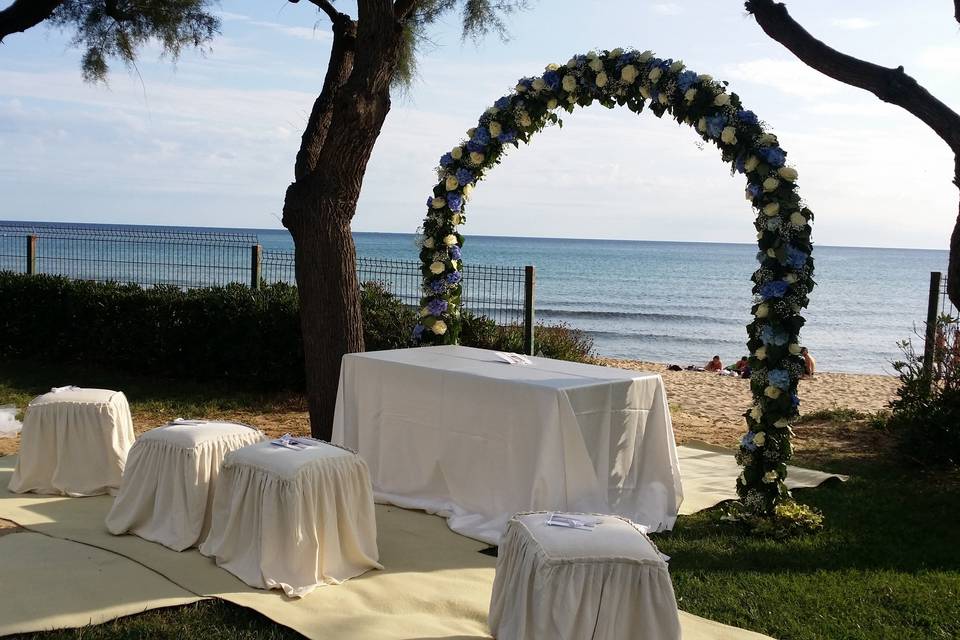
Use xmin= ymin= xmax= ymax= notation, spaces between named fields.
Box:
xmin=414 ymin=48 xmax=819 ymax=522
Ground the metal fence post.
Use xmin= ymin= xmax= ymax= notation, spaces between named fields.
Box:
xmin=923 ymin=271 xmax=942 ymax=376
xmin=523 ymin=265 xmax=536 ymax=356
xmin=26 ymin=234 xmax=37 ymax=275
xmin=250 ymin=244 xmax=262 ymax=290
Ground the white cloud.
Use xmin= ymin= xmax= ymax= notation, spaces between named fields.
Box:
xmin=724 ymin=58 xmax=842 ymax=98
xmin=249 ymin=20 xmax=332 ymax=42
xmin=650 ymin=3 xmax=682 ymax=16
xmin=829 ymin=18 xmax=880 ymax=30
xmin=915 ymin=45 xmax=960 ymax=73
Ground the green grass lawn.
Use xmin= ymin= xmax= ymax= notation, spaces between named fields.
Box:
xmin=2 ymin=361 xmax=959 ymax=640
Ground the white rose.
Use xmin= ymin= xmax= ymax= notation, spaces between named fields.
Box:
xmin=684 ymin=88 xmax=697 ymax=102
xmin=431 ymin=320 xmax=447 ymax=335
xmin=774 ymin=418 xmax=789 ymax=428
xmin=763 ymin=470 xmax=778 ymax=483
xmin=779 ymin=166 xmax=798 ymax=181
xmin=445 ymin=175 xmax=459 ymax=191
xmin=785 ymin=273 xmax=798 ymax=284
xmin=566 ymin=56 xmax=578 ymax=67
xmin=697 ymin=117 xmax=707 ymax=133
xmin=596 ymin=72 xmax=608 ymax=88
xmin=755 ymin=303 xmax=769 ymax=319
xmin=789 ymin=343 xmax=802 ymax=355
xmin=744 ymin=156 xmax=760 ymax=172
xmin=518 ymin=111 xmax=532 ymax=127
xmin=443 ymin=234 xmax=457 ymax=246
xmin=547 ymin=98 xmax=558 ymax=110
xmin=766 ymin=248 xmax=777 ymax=258
xmin=451 ymin=213 xmax=463 ymax=225
xmin=721 ymin=127 xmax=737 ymax=144
xmin=532 ymin=78 xmax=545 ymax=91
xmin=485 ymin=106 xmax=498 ymax=116
xmin=515 ymin=83 xmax=527 ymax=93
xmin=430 ymin=197 xmax=445 ymax=209
xmin=638 ymin=50 xmax=654 ymax=62
xmin=648 ymin=67 xmax=663 ymax=82
xmin=546 ymin=63 xmax=559 ymax=71
xmin=488 ymin=121 xmax=502 ymax=138
xmin=610 ymin=47 xmax=624 ymax=57
xmin=429 ymin=261 xmax=445 ymax=274
xmin=451 ymin=147 xmax=463 ymax=160
xmin=698 ymin=73 xmax=713 ymax=82
xmin=562 ymin=75 xmax=577 ymax=92
xmin=750 ymin=406 xmax=763 ymax=420
xmin=586 ymin=50 xmax=599 ymax=60
xmin=754 ymin=432 xmax=766 ymax=447
xmin=621 ymin=64 xmax=639 ymax=84
xmin=658 ymin=92 xmax=669 ymax=105
xmin=714 ymin=92 xmax=730 ymax=106
xmin=764 ymin=386 xmax=782 ymax=399
xmin=670 ymin=60 xmax=685 ymax=73
xmin=469 ymin=151 xmax=485 ymax=165
xmin=759 ymin=133 xmax=778 ymax=145
xmin=639 ymin=85 xmax=651 ymax=99
xmin=467 ymin=127 xmax=476 ymax=138
xmin=460 ymin=185 xmax=472 ymax=201
xmin=755 ymin=345 xmax=768 ymax=360
xmin=589 ymin=57 xmax=603 ymax=72
xmin=763 ymin=202 xmax=780 ymax=217
xmin=423 ymin=237 xmax=435 ymax=249
xmin=789 ymin=211 xmax=807 ymax=226
xmin=763 ymin=177 xmax=780 ymax=192
xmin=567 ymin=95 xmax=577 ymax=104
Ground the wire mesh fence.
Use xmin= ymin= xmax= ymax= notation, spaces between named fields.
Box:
xmin=2 ymin=223 xmax=533 ymax=339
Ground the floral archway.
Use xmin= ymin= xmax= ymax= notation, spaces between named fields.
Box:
xmin=414 ymin=48 xmax=816 ymax=517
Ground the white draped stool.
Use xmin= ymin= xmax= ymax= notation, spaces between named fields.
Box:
xmin=105 ymin=420 xmax=265 ymax=551
xmin=488 ymin=512 xmax=682 ymax=640
xmin=8 ymin=388 xmax=135 ymax=497
xmin=199 ymin=439 xmax=382 ymax=598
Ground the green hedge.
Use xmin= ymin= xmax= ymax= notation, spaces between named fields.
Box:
xmin=0 ymin=272 xmax=592 ymax=391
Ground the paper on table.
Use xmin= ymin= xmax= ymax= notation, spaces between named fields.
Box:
xmin=545 ymin=512 xmax=598 ymax=531
xmin=494 ymin=352 xmax=532 ymax=365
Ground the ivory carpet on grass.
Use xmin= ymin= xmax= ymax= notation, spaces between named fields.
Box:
xmin=0 ymin=449 xmax=843 ymax=639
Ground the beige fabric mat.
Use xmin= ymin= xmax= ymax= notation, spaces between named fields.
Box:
xmin=677 ymin=441 xmax=846 ymax=515
xmin=0 ymin=453 xmax=786 ymax=639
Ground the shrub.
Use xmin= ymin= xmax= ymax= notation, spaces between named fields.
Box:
xmin=887 ymin=315 xmax=960 ymax=467
xmin=360 ymin=282 xmax=417 ymax=351
xmin=460 ymin=312 xmax=594 ymax=363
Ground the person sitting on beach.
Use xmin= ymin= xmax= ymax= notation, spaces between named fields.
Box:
xmin=801 ymin=347 xmax=816 ymax=377
xmin=728 ymin=356 xmax=748 ymax=374
xmin=704 ymin=355 xmax=723 ymax=372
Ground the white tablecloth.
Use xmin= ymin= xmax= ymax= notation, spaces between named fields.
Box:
xmin=198 ymin=440 xmax=382 ymax=598
xmin=489 ymin=512 xmax=681 ymax=640
xmin=105 ymin=421 xmax=265 ymax=551
xmin=8 ymin=388 xmax=134 ymax=497
xmin=333 ymin=346 xmax=683 ymax=544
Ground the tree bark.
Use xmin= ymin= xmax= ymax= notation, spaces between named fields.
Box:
xmin=284 ymin=0 xmax=404 ymax=439
xmin=745 ymin=0 xmax=960 ymax=307
xmin=0 ymin=0 xmax=63 ymax=42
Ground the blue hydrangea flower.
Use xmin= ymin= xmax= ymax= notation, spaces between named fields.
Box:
xmin=677 ymin=70 xmax=698 ymax=92
xmin=446 ymin=271 xmax=462 ymax=285
xmin=472 ymin=127 xmax=490 ymax=145
xmin=737 ymin=110 xmax=759 ymax=125
xmin=449 ymin=245 xmax=462 ymax=260
xmin=455 ymin=168 xmax=474 ymax=187
xmin=447 ymin=193 xmax=463 ymax=212
xmin=756 ymin=250 xmax=768 ymax=264
xmin=706 ymin=114 xmax=726 ymax=138
xmin=735 ymin=156 xmax=746 ymax=174
xmin=760 ymin=325 xmax=789 ymax=347
xmin=758 ymin=146 xmax=786 ymax=168
xmin=429 ymin=280 xmax=446 ymax=293
xmin=543 ymin=70 xmax=560 ymax=91
xmin=427 ymin=298 xmax=448 ymax=316
xmin=768 ymin=368 xmax=791 ymax=390
xmin=439 ymin=152 xmax=454 ymax=168
xmin=425 ymin=196 xmax=433 ymax=208
xmin=498 ymin=131 xmax=517 ymax=144
xmin=741 ymin=431 xmax=757 ymax=452
xmin=791 ymin=393 xmax=800 ymax=409
xmin=760 ymin=280 xmax=790 ymax=299
xmin=747 ymin=183 xmax=762 ymax=199
xmin=495 ymin=96 xmax=511 ymax=110
xmin=785 ymin=245 xmax=808 ymax=269
xmin=466 ymin=140 xmax=485 ymax=153
xmin=412 ymin=324 xmax=425 ymax=340
xmin=649 ymin=89 xmax=659 ymax=103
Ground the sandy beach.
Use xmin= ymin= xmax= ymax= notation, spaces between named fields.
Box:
xmin=0 ymin=358 xmax=900 ymax=462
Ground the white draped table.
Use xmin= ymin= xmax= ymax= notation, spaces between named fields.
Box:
xmin=333 ymin=346 xmax=683 ymax=544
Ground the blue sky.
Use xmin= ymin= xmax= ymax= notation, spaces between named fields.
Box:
xmin=1 ymin=0 xmax=958 ymax=249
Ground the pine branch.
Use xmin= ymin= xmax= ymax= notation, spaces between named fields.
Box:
xmin=394 ymin=0 xmax=419 ymax=20
xmin=745 ymin=0 xmax=960 ymax=153
xmin=0 ymin=0 xmax=64 ymax=42
xmin=297 ymin=0 xmax=352 ymax=25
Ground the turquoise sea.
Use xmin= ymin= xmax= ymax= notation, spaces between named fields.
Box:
xmin=2 ymin=222 xmax=950 ymax=374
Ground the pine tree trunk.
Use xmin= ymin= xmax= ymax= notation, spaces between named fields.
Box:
xmin=950 ymin=154 xmax=960 ymax=308
xmin=285 ymin=182 xmax=364 ymax=440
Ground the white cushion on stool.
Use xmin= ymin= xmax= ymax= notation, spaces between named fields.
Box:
xmin=489 ymin=512 xmax=681 ymax=640
xmin=199 ymin=440 xmax=382 ymax=598
xmin=105 ymin=421 xmax=265 ymax=551
xmin=8 ymin=388 xmax=134 ymax=497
